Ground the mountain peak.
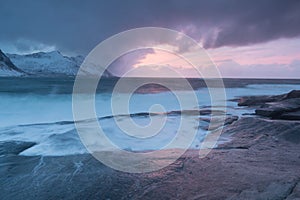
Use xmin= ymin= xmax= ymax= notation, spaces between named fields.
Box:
xmin=23 ymin=50 xmax=63 ymax=58
xmin=1 ymin=49 xmax=115 ymax=77
xmin=48 ymin=50 xmax=62 ymax=56
xmin=0 ymin=50 xmax=25 ymax=76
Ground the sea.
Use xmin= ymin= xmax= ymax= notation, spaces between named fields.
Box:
xmin=1 ymin=77 xmax=300 ymax=156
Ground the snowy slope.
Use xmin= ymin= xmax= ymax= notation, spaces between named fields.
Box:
xmin=0 ymin=50 xmax=25 ymax=77
xmin=7 ymin=51 xmax=113 ymax=77
xmin=8 ymin=51 xmax=82 ymax=76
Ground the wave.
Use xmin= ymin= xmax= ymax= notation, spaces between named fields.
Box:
xmin=0 ymin=108 xmax=228 ymax=156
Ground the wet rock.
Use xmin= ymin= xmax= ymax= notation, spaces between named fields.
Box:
xmin=278 ymin=126 xmax=300 ymax=144
xmin=286 ymin=182 xmax=300 ymax=200
xmin=224 ymin=115 xmax=239 ymax=125
xmin=1 ymin=118 xmax=300 ymax=200
xmin=0 ymin=141 xmax=36 ymax=155
xmin=255 ymin=98 xmax=300 ymax=118
xmin=237 ymin=90 xmax=300 ymax=120
xmin=168 ymin=109 xmax=226 ymax=116
xmin=228 ymin=181 xmax=298 ymax=200
xmin=199 ymin=115 xmax=239 ymax=130
xmin=285 ymin=90 xmax=300 ymax=99
xmin=237 ymin=94 xmax=284 ymax=106
xmin=280 ymin=110 xmax=300 ymax=120
xmin=237 ymin=90 xmax=300 ymax=107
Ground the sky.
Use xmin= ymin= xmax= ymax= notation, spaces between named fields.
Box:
xmin=0 ymin=0 xmax=300 ymax=78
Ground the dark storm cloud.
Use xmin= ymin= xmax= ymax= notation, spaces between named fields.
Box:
xmin=0 ymin=0 xmax=300 ymax=54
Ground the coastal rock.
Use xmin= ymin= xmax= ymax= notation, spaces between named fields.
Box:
xmin=255 ymin=98 xmax=300 ymax=118
xmin=286 ymin=182 xmax=300 ymax=200
xmin=199 ymin=115 xmax=239 ymax=130
xmin=228 ymin=181 xmax=298 ymax=200
xmin=237 ymin=90 xmax=300 ymax=107
xmin=237 ymin=90 xmax=300 ymax=120
xmin=285 ymin=90 xmax=300 ymax=99
xmin=1 ymin=118 xmax=300 ymax=199
xmin=0 ymin=141 xmax=36 ymax=155
xmin=237 ymin=94 xmax=285 ymax=106
xmin=168 ymin=109 xmax=226 ymax=116
xmin=280 ymin=110 xmax=300 ymax=120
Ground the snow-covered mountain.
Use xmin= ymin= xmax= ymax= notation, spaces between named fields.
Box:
xmin=0 ymin=50 xmax=25 ymax=77
xmin=5 ymin=50 xmax=113 ymax=77
xmin=7 ymin=51 xmax=83 ymax=76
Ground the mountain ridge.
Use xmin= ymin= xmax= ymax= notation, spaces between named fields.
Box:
xmin=0 ymin=50 xmax=114 ymax=77
xmin=0 ymin=50 xmax=26 ymax=77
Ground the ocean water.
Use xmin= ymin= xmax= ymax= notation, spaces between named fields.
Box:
xmin=0 ymin=77 xmax=300 ymax=156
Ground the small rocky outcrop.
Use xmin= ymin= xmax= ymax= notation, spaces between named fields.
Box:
xmin=238 ymin=90 xmax=300 ymax=120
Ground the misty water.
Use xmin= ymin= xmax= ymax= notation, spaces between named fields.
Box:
xmin=0 ymin=77 xmax=300 ymax=156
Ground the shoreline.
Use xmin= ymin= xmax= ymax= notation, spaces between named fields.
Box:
xmin=1 ymin=91 xmax=300 ymax=199
xmin=1 ymin=117 xmax=300 ymax=199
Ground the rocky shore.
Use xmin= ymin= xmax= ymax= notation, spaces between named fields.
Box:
xmin=1 ymin=91 xmax=300 ymax=200
xmin=237 ymin=90 xmax=300 ymax=120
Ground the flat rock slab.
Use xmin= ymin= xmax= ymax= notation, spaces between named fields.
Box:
xmin=1 ymin=117 xmax=300 ymax=199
